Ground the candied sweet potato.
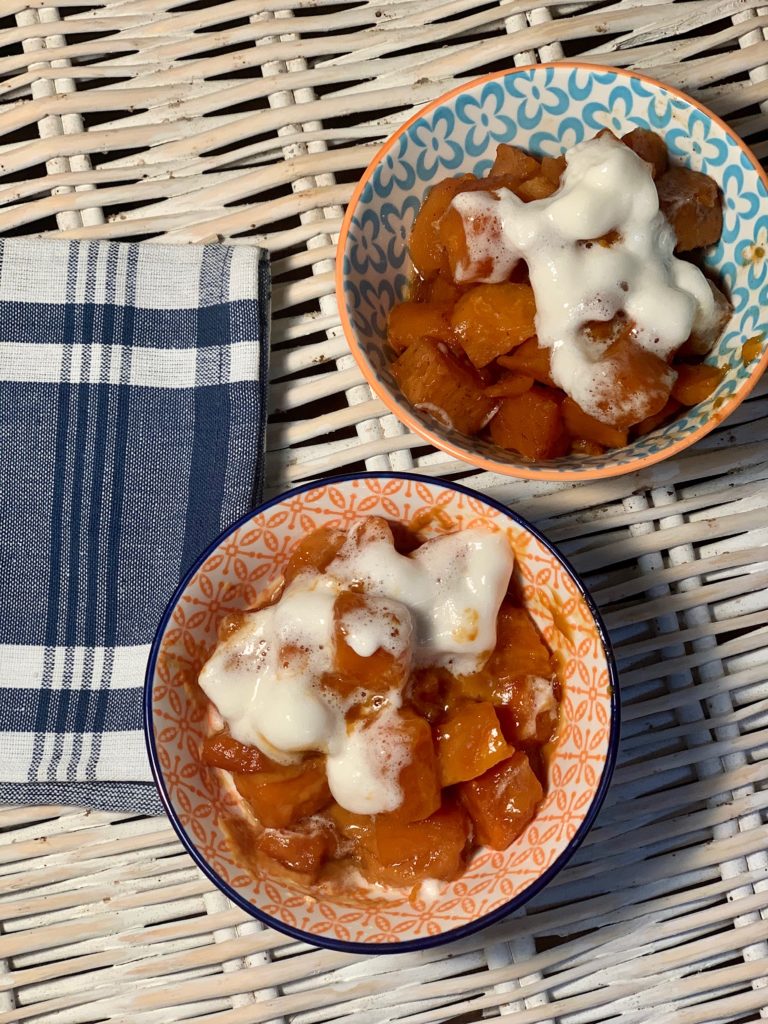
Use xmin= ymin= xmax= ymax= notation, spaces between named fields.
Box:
xmin=326 ymin=590 xmax=411 ymax=700
xmin=494 ymin=675 xmax=559 ymax=747
xmin=428 ymin=273 xmax=463 ymax=306
xmin=591 ymin=336 xmax=676 ymax=429
xmin=451 ymin=283 xmax=537 ymax=368
xmin=671 ymin=362 xmax=726 ymax=406
xmin=459 ymin=603 xmax=554 ymax=705
xmin=435 ymin=702 xmax=512 ymax=786
xmin=284 ymin=526 xmax=346 ymax=584
xmin=656 ymin=166 xmax=722 ymax=252
xmin=439 ymin=200 xmax=511 ymax=284
xmin=257 ymin=826 xmax=334 ymax=882
xmin=387 ymin=301 xmax=452 ymax=354
xmin=684 ymin=279 xmax=732 ymax=357
xmin=459 ymin=752 xmax=543 ymax=850
xmin=497 ymin=337 xmax=555 ymax=386
xmin=621 ymin=127 xmax=668 ymax=179
xmin=516 ymin=175 xmax=558 ymax=202
xmin=201 ymin=732 xmax=278 ymax=774
xmin=489 ymin=386 xmax=568 ymax=461
xmin=562 ymin=396 xmax=628 ymax=449
xmin=234 ymin=758 xmax=331 ymax=829
xmin=484 ymin=372 xmax=534 ymax=399
xmin=391 ymin=336 xmax=496 ymax=434
xmin=571 ymin=438 xmax=605 ymax=456
xmin=410 ymin=176 xmax=475 ymax=277
xmin=363 ymin=804 xmax=471 ymax=886
xmin=491 ymin=143 xmax=541 ymax=184
xmin=633 ymin=397 xmax=682 ymax=436
xmin=541 ymin=154 xmax=567 ymax=186
xmin=381 ymin=710 xmax=441 ymax=824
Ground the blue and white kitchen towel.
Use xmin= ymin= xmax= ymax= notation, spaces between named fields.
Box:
xmin=0 ymin=238 xmax=270 ymax=815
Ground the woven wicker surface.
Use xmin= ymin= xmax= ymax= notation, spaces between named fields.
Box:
xmin=2 ymin=1 xmax=768 ymax=1021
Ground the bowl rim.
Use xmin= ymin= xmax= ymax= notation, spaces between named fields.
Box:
xmin=144 ymin=470 xmax=621 ymax=954
xmin=335 ymin=60 xmax=768 ymax=482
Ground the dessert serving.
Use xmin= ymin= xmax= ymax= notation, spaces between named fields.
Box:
xmin=387 ymin=129 xmax=732 ymax=461
xmin=197 ymin=515 xmax=561 ymax=893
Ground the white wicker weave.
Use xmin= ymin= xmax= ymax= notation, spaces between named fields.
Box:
xmin=1 ymin=2 xmax=768 ymax=1021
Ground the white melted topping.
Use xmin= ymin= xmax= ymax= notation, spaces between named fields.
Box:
xmin=451 ymin=134 xmax=721 ymax=423
xmin=198 ymin=522 xmax=514 ymax=815
xmin=518 ymin=676 xmax=557 ymax=741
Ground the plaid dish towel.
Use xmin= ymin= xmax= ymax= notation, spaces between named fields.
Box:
xmin=0 ymin=238 xmax=270 ymax=815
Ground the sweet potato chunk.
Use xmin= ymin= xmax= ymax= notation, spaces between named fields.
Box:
xmin=459 ymin=752 xmax=543 ymax=850
xmin=234 ymin=758 xmax=331 ymax=829
xmin=451 ymin=283 xmax=537 ymax=368
xmin=459 ymin=603 xmax=554 ymax=705
xmin=632 ymin=397 xmax=682 ymax=436
xmin=656 ymin=166 xmax=722 ymax=252
xmin=435 ymin=702 xmax=512 ymax=786
xmin=671 ymin=363 xmax=726 ymax=406
xmin=497 ymin=337 xmax=555 ymax=386
xmin=201 ymin=732 xmax=278 ymax=774
xmin=387 ymin=301 xmax=452 ymax=354
xmin=491 ymin=143 xmax=541 ymax=184
xmin=380 ymin=710 xmax=441 ymax=824
xmin=494 ymin=676 xmax=559 ymax=747
xmin=410 ymin=176 xmax=475 ymax=277
xmin=363 ymin=804 xmax=471 ymax=886
xmin=562 ymin=396 xmax=628 ymax=449
xmin=392 ymin=336 xmax=496 ymax=434
xmin=428 ymin=273 xmax=463 ymax=306
xmin=516 ymin=175 xmax=558 ymax=202
xmin=324 ymin=590 xmax=410 ymax=700
xmin=621 ymin=127 xmax=668 ymax=179
xmin=684 ymin=279 xmax=732 ymax=357
xmin=284 ymin=526 xmax=346 ymax=584
xmin=489 ymin=387 xmax=568 ymax=461
xmin=484 ymin=372 xmax=534 ymax=399
xmin=257 ymin=827 xmax=334 ymax=882
xmin=540 ymin=154 xmax=567 ymax=185
xmin=439 ymin=200 xmax=511 ymax=284
xmin=589 ymin=336 xmax=675 ymax=429
xmin=571 ymin=439 xmax=605 ymax=456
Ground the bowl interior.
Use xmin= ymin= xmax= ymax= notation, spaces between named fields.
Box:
xmin=340 ymin=64 xmax=768 ymax=478
xmin=149 ymin=474 xmax=616 ymax=948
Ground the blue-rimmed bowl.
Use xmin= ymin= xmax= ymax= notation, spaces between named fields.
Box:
xmin=337 ymin=63 xmax=768 ymax=481
xmin=145 ymin=472 xmax=618 ymax=952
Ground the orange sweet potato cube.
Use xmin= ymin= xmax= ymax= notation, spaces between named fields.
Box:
xmin=656 ymin=167 xmax=722 ymax=252
xmin=451 ymin=283 xmax=537 ymax=368
xmin=428 ymin=273 xmax=463 ymax=306
xmin=516 ymin=175 xmax=558 ymax=202
xmin=284 ymin=525 xmax=346 ymax=584
xmin=362 ymin=803 xmax=471 ymax=886
xmin=380 ymin=710 xmax=441 ymax=824
xmin=257 ymin=827 xmax=334 ymax=882
xmin=391 ymin=336 xmax=496 ymax=435
xmin=410 ymin=176 xmax=475 ymax=277
xmin=491 ymin=144 xmax=541 ymax=184
xmin=484 ymin=372 xmax=534 ymax=399
xmin=671 ymin=363 xmax=726 ymax=405
xmin=541 ymin=154 xmax=567 ymax=185
xmin=571 ymin=438 xmax=605 ymax=456
xmin=562 ymin=396 xmax=628 ymax=450
xmin=596 ymin=336 xmax=675 ymax=429
xmin=234 ymin=758 xmax=331 ymax=829
xmin=387 ymin=301 xmax=452 ymax=354
xmin=489 ymin=387 xmax=568 ymax=461
xmin=201 ymin=732 xmax=278 ymax=774
xmin=494 ymin=675 xmax=559 ymax=747
xmin=435 ymin=702 xmax=512 ymax=786
xmin=632 ymin=397 xmax=681 ymax=437
xmin=325 ymin=590 xmax=410 ymax=699
xmin=621 ymin=127 xmax=668 ymax=178
xmin=459 ymin=752 xmax=543 ymax=850
xmin=438 ymin=201 xmax=510 ymax=284
xmin=497 ymin=337 xmax=555 ymax=386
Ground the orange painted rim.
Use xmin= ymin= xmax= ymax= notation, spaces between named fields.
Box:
xmin=335 ymin=61 xmax=768 ymax=482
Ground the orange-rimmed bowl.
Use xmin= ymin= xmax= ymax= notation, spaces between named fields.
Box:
xmin=337 ymin=63 xmax=768 ymax=481
xmin=146 ymin=472 xmax=619 ymax=952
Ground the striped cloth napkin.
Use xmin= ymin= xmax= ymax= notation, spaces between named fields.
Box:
xmin=0 ymin=238 xmax=270 ymax=815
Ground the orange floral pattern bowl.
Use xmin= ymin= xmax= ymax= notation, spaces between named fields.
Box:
xmin=145 ymin=473 xmax=619 ymax=952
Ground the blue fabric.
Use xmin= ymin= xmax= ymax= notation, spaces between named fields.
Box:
xmin=0 ymin=237 xmax=270 ymax=814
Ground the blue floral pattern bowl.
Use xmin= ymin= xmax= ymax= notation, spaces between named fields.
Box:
xmin=337 ymin=63 xmax=768 ymax=481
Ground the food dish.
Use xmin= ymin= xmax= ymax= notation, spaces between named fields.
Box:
xmin=337 ymin=63 xmax=768 ymax=480
xmin=389 ymin=130 xmax=732 ymax=460
xmin=197 ymin=515 xmax=560 ymax=892
xmin=146 ymin=473 xmax=618 ymax=950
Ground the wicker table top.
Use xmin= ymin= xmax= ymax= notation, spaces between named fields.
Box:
xmin=2 ymin=2 xmax=768 ymax=1022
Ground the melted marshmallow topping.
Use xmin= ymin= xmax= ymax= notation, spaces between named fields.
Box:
xmin=198 ymin=522 xmax=514 ymax=815
xmin=451 ymin=134 xmax=722 ymax=423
